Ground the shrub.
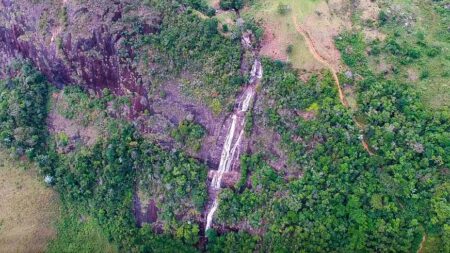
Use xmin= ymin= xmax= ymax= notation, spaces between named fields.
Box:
xmin=222 ymin=24 xmax=229 ymax=33
xmin=219 ymin=0 xmax=244 ymax=10
xmin=171 ymin=120 xmax=205 ymax=151
xmin=0 ymin=61 xmax=49 ymax=158
xmin=420 ymin=69 xmax=430 ymax=80
xmin=286 ymin=44 xmax=294 ymax=55
xmin=277 ymin=4 xmax=290 ymax=15
xmin=378 ymin=10 xmax=389 ymax=25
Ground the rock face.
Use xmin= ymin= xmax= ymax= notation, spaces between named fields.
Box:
xmin=0 ymin=0 xmax=160 ymax=112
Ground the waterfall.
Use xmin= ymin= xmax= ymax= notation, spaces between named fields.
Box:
xmin=211 ymin=115 xmax=238 ymax=189
xmin=241 ymin=89 xmax=254 ymax=112
xmin=205 ymin=198 xmax=219 ymax=232
xmin=205 ymin=59 xmax=262 ymax=233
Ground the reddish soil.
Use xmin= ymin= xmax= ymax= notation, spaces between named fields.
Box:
xmin=359 ymin=0 xmax=381 ymax=21
xmin=260 ymin=23 xmax=289 ymax=62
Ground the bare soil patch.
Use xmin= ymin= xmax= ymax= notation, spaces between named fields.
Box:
xmin=408 ymin=68 xmax=419 ymax=82
xmin=207 ymin=0 xmax=220 ymax=9
xmin=363 ymin=28 xmax=386 ymax=42
xmin=357 ymin=0 xmax=386 ymax=42
xmin=260 ymin=22 xmax=290 ymax=62
xmin=359 ymin=0 xmax=381 ymax=21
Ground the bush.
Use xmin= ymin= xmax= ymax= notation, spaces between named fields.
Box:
xmin=286 ymin=44 xmax=294 ymax=55
xmin=219 ymin=0 xmax=244 ymax=10
xmin=420 ymin=69 xmax=430 ymax=80
xmin=171 ymin=120 xmax=205 ymax=151
xmin=277 ymin=4 xmax=290 ymax=15
xmin=0 ymin=61 xmax=49 ymax=158
xmin=378 ymin=10 xmax=389 ymax=25
xmin=426 ymin=46 xmax=441 ymax=57
xmin=222 ymin=24 xmax=229 ymax=33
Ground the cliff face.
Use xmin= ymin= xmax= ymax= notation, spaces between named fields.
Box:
xmin=0 ymin=0 xmax=159 ymax=112
xmin=0 ymin=0 xmax=256 ymax=168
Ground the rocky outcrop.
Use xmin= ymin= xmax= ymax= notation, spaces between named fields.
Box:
xmin=0 ymin=0 xmax=160 ymax=113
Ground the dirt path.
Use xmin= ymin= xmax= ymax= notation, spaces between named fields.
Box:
xmin=417 ymin=234 xmax=427 ymax=253
xmin=292 ymin=15 xmax=374 ymax=156
xmin=292 ymin=15 xmax=348 ymax=108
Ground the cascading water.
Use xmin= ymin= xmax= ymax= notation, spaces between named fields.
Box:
xmin=240 ymin=89 xmax=254 ymax=113
xmin=205 ymin=199 xmax=219 ymax=232
xmin=211 ymin=114 xmax=238 ymax=189
xmin=205 ymin=60 xmax=262 ymax=233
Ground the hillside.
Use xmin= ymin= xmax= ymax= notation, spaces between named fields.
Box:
xmin=0 ymin=0 xmax=449 ymax=252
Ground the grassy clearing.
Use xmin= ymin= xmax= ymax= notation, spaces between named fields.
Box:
xmin=243 ymin=0 xmax=322 ymax=73
xmin=246 ymin=0 xmax=319 ymax=25
xmin=242 ymin=0 xmax=350 ymax=76
xmin=403 ymin=0 xmax=449 ymax=110
xmin=364 ymin=0 xmax=450 ymax=110
xmin=0 ymin=151 xmax=59 ymax=253
xmin=205 ymin=0 xmax=346 ymax=75
xmin=47 ymin=208 xmax=119 ymax=253
xmin=0 ymin=150 xmax=117 ymax=253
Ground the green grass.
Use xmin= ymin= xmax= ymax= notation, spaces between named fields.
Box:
xmin=366 ymin=0 xmax=450 ymax=111
xmin=242 ymin=0 xmax=351 ymax=75
xmin=248 ymin=0 xmax=319 ymax=20
xmin=0 ymin=151 xmax=59 ymax=253
xmin=47 ymin=209 xmax=119 ymax=253
xmin=242 ymin=0 xmax=324 ymax=71
xmin=411 ymin=1 xmax=450 ymax=110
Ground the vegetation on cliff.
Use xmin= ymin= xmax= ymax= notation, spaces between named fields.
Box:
xmin=0 ymin=61 xmax=49 ymax=159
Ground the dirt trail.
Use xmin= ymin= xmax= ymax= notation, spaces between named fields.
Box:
xmin=417 ymin=234 xmax=427 ymax=253
xmin=292 ymin=15 xmax=348 ymax=108
xmin=361 ymin=138 xmax=374 ymax=155
xmin=292 ymin=15 xmax=374 ymax=156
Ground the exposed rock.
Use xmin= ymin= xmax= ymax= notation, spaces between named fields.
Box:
xmin=410 ymin=142 xmax=424 ymax=154
xmin=345 ymin=70 xmax=353 ymax=79
xmin=296 ymin=110 xmax=316 ymax=121
xmin=0 ymin=0 xmax=160 ymax=114
xmin=185 ymin=113 xmax=194 ymax=122
xmin=47 ymin=92 xmax=99 ymax=149
xmin=208 ymin=170 xmax=240 ymax=188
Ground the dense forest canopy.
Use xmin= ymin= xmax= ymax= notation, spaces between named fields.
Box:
xmin=0 ymin=61 xmax=49 ymax=158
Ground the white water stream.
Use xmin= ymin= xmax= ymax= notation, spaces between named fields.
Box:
xmin=205 ymin=60 xmax=262 ymax=232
